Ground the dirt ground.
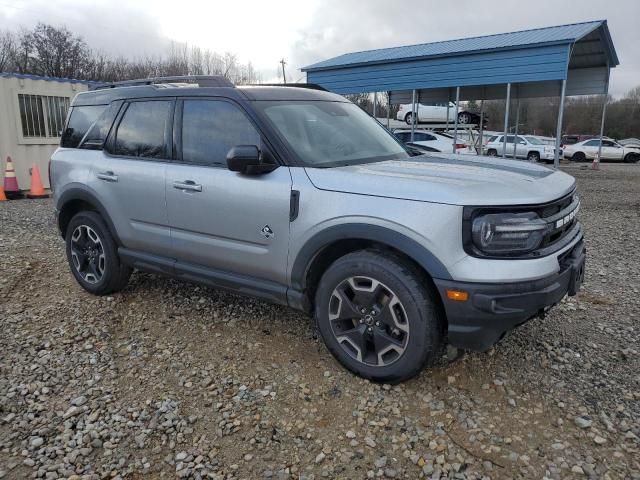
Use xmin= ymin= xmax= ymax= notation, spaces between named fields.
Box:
xmin=0 ymin=163 xmax=638 ymax=479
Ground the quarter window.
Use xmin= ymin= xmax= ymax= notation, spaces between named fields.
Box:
xmin=61 ymin=105 xmax=106 ymax=148
xmin=114 ymin=101 xmax=172 ymax=159
xmin=181 ymin=100 xmax=260 ymax=166
xmin=18 ymin=94 xmax=70 ymax=138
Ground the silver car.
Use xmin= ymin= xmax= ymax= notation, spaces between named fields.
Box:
xmin=51 ymin=76 xmax=586 ymax=383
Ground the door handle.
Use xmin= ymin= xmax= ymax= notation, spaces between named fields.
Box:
xmin=96 ymin=171 xmax=118 ymax=182
xmin=173 ymin=180 xmax=202 ymax=192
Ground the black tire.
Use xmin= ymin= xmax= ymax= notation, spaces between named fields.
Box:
xmin=65 ymin=211 xmax=131 ymax=295
xmin=527 ymin=151 xmax=540 ymax=162
xmin=572 ymin=152 xmax=586 ymax=162
xmin=457 ymin=112 xmax=471 ymax=125
xmin=624 ymin=153 xmax=639 ymax=163
xmin=487 ymin=149 xmax=498 ymax=157
xmin=405 ymin=112 xmax=416 ymax=125
xmin=314 ymin=250 xmax=443 ymax=383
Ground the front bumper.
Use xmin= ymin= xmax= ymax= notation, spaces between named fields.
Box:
xmin=434 ymin=240 xmax=586 ymax=351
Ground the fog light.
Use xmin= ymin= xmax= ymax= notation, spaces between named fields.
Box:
xmin=446 ymin=289 xmax=469 ymax=302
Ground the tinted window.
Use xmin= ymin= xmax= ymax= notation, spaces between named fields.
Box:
xmin=61 ymin=105 xmax=106 ymax=148
xmin=394 ymin=132 xmax=410 ymax=142
xmin=182 ymin=100 xmax=260 ymax=166
xmin=414 ymin=133 xmax=436 ymax=142
xmin=114 ymin=101 xmax=172 ymax=158
xmin=602 ymin=140 xmax=615 ymax=147
xmin=584 ymin=140 xmax=600 ymax=147
xmin=80 ymin=101 xmax=122 ymax=150
xmin=488 ymin=135 xmax=498 ymax=143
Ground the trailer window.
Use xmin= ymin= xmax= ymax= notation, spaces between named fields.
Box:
xmin=18 ymin=94 xmax=70 ymax=139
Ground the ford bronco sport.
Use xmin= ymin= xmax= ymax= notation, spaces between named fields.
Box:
xmin=51 ymin=76 xmax=586 ymax=383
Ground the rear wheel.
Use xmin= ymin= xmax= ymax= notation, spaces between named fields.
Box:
xmin=65 ymin=211 xmax=131 ymax=295
xmin=405 ymin=112 xmax=417 ymax=125
xmin=457 ymin=112 xmax=471 ymax=124
xmin=572 ymin=152 xmax=586 ymax=162
xmin=314 ymin=250 xmax=443 ymax=383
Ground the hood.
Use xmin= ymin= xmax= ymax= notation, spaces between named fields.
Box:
xmin=304 ymin=154 xmax=576 ymax=206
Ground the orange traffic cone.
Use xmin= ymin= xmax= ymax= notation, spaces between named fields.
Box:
xmin=0 ymin=186 xmax=6 ymax=201
xmin=27 ymin=164 xmax=49 ymax=198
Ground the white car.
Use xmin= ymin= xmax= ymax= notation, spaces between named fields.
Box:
xmin=563 ymin=138 xmax=640 ymax=163
xmin=393 ymin=129 xmax=467 ymax=153
xmin=396 ymin=102 xmax=483 ymax=125
xmin=484 ymin=135 xmax=560 ymax=163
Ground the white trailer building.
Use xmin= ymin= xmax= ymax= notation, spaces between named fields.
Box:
xmin=0 ymin=73 xmax=90 ymax=190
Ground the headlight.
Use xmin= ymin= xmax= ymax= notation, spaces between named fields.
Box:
xmin=471 ymin=212 xmax=549 ymax=254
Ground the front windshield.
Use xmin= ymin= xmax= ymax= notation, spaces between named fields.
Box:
xmin=255 ymin=101 xmax=410 ymax=167
xmin=525 ymin=136 xmax=545 ymax=145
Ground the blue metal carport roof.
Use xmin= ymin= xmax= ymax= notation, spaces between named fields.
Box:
xmin=301 ymin=20 xmax=618 ymax=98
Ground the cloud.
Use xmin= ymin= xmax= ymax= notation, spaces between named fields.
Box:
xmin=1 ymin=0 xmax=169 ymax=58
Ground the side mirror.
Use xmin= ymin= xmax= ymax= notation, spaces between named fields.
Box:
xmin=226 ymin=145 xmax=277 ymax=175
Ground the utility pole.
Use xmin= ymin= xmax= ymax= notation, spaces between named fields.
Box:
xmin=279 ymin=58 xmax=287 ymax=83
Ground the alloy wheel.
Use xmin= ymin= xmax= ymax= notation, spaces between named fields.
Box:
xmin=70 ymin=225 xmax=105 ymax=284
xmin=328 ymin=276 xmax=410 ymax=367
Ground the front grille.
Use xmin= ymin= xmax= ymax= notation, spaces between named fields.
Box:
xmin=538 ymin=192 xmax=580 ymax=249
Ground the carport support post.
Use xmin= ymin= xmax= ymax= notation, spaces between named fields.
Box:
xmin=445 ymin=88 xmax=450 ymax=132
xmin=502 ymin=83 xmax=511 ymax=158
xmin=411 ymin=89 xmax=416 ymax=142
xmin=596 ymin=70 xmax=610 ymax=163
xmin=478 ymin=100 xmax=485 ymax=155
xmin=554 ymin=79 xmax=567 ymax=169
xmin=513 ymin=98 xmax=520 ymax=159
xmin=386 ymin=91 xmax=391 ymax=128
xmin=452 ymin=87 xmax=460 ymax=153
xmin=373 ymin=92 xmax=377 ymax=119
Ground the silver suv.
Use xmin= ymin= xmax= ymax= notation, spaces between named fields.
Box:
xmin=51 ymin=76 xmax=586 ymax=383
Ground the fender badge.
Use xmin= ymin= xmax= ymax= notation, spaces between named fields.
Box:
xmin=260 ymin=225 xmax=274 ymax=239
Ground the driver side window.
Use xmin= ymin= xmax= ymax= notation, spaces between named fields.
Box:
xmin=181 ymin=100 xmax=261 ymax=167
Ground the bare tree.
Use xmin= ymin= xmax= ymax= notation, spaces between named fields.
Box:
xmin=0 ymin=30 xmax=16 ymax=72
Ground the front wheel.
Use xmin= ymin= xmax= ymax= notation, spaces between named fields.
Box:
xmin=65 ymin=211 xmax=131 ymax=295
xmin=314 ymin=250 xmax=443 ymax=383
xmin=487 ymin=149 xmax=498 ymax=157
xmin=624 ymin=153 xmax=639 ymax=163
xmin=527 ymin=151 xmax=540 ymax=162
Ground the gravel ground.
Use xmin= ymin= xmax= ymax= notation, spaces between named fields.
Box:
xmin=0 ymin=163 xmax=638 ymax=479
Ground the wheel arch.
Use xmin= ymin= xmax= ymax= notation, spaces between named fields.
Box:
xmin=57 ymin=187 xmax=122 ymax=245
xmin=288 ymin=224 xmax=451 ymax=313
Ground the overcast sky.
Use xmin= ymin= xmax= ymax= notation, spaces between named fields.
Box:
xmin=1 ymin=0 xmax=637 ymax=96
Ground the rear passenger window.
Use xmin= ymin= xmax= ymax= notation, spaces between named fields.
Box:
xmin=114 ymin=101 xmax=172 ymax=158
xmin=61 ymin=105 xmax=106 ymax=148
xmin=181 ymin=100 xmax=260 ymax=166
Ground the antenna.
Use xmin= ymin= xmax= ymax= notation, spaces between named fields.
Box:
xmin=279 ymin=58 xmax=287 ymax=83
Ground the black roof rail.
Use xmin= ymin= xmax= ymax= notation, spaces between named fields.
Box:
xmin=246 ymin=83 xmax=328 ymax=92
xmin=89 ymin=75 xmax=234 ymax=91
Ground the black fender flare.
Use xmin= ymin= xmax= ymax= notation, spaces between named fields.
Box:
xmin=289 ymin=223 xmax=452 ymax=292
xmin=56 ymin=185 xmax=122 ymax=245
